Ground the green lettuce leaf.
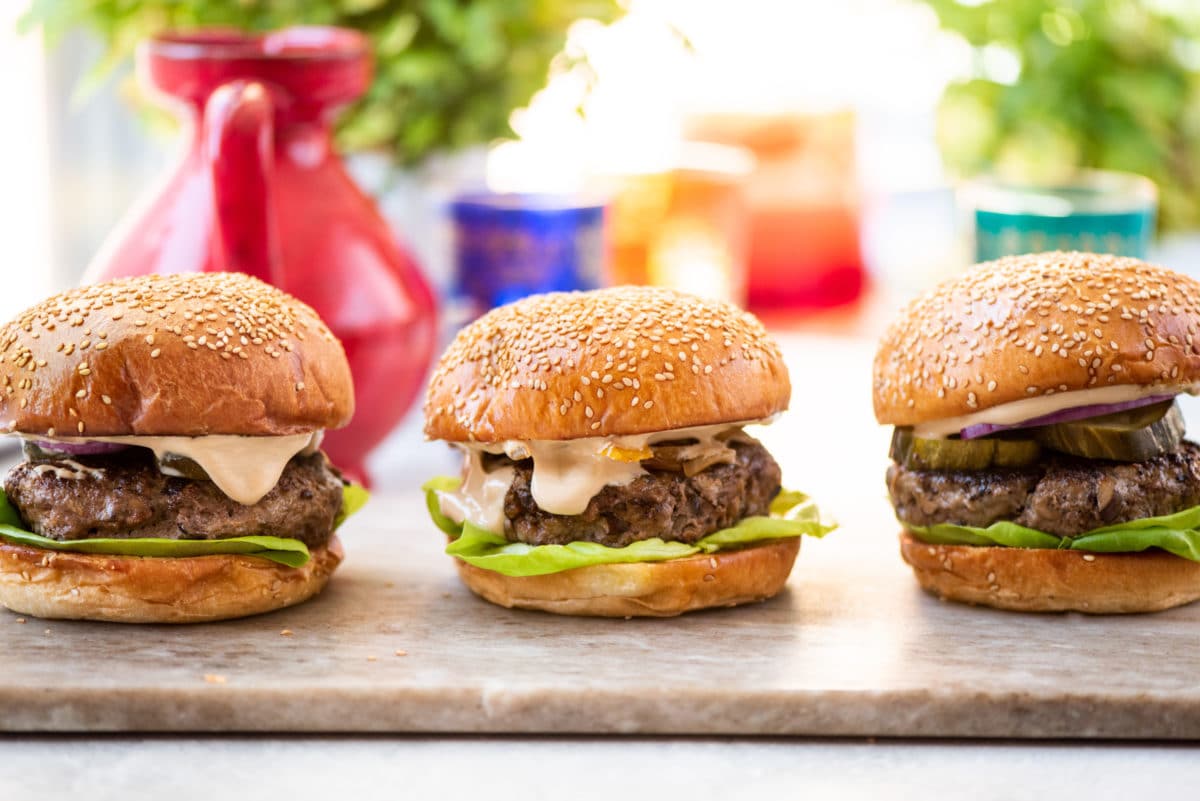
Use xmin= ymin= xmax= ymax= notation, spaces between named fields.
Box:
xmin=0 ymin=483 xmax=368 ymax=568
xmin=424 ymin=476 xmax=836 ymax=577
xmin=336 ymin=481 xmax=371 ymax=529
xmin=905 ymin=503 xmax=1200 ymax=562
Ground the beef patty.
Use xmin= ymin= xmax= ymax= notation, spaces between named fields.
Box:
xmin=887 ymin=440 xmax=1200 ymax=537
xmin=5 ymin=449 xmax=343 ymax=548
xmin=501 ymin=438 xmax=782 ymax=548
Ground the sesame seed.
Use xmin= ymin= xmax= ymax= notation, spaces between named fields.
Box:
xmin=422 ymin=285 xmax=783 ymax=438
xmin=150 ymin=348 xmax=161 ymax=358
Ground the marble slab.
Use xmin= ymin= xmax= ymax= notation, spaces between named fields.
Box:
xmin=0 ymin=485 xmax=1198 ymax=737
xmin=1 ymin=334 xmax=1198 ymax=737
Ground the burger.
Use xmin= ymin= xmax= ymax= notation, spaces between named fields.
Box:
xmin=422 ymin=286 xmax=834 ymax=617
xmin=874 ymin=251 xmax=1200 ymax=613
xmin=0 ymin=272 xmax=363 ymax=623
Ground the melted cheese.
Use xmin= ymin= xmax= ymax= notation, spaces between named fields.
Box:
xmin=30 ymin=459 xmax=104 ymax=480
xmin=23 ymin=432 xmax=321 ymax=505
xmin=437 ymin=419 xmax=771 ymax=531
xmin=913 ymin=383 xmax=1199 ymax=438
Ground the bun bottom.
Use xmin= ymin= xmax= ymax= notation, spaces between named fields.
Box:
xmin=0 ymin=536 xmax=343 ymax=623
xmin=899 ymin=531 xmax=1200 ymax=614
xmin=454 ymin=537 xmax=800 ymax=617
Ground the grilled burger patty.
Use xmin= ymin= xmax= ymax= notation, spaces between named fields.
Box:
xmin=888 ymin=440 xmax=1200 ymax=537
xmin=5 ymin=449 xmax=343 ymax=547
xmin=501 ymin=438 xmax=782 ymax=548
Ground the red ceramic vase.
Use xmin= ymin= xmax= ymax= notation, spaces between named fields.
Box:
xmin=85 ymin=27 xmax=438 ymax=486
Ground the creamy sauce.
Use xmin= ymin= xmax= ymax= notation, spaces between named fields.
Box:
xmin=30 ymin=459 xmax=104 ymax=480
xmin=437 ymin=419 xmax=770 ymax=531
xmin=525 ymin=440 xmax=646 ymax=516
xmin=437 ymin=450 xmax=516 ymax=533
xmin=913 ymin=383 xmax=1200 ymax=438
xmin=22 ymin=431 xmax=321 ymax=505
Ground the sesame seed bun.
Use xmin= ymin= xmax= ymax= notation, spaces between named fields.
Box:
xmin=899 ymin=532 xmax=1200 ymax=614
xmin=0 ymin=272 xmax=353 ymax=437
xmin=454 ymin=537 xmax=800 ymax=617
xmin=874 ymin=252 xmax=1200 ymax=426
xmin=424 ymin=286 xmax=790 ymax=442
xmin=0 ymin=536 xmax=343 ymax=623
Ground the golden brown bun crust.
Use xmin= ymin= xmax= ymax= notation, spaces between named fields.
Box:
xmin=0 ymin=272 xmax=353 ymax=437
xmin=0 ymin=536 xmax=343 ymax=623
xmin=874 ymin=252 xmax=1200 ymax=426
xmin=454 ymin=537 xmax=799 ymax=617
xmin=899 ymin=532 xmax=1200 ymax=614
xmin=425 ymin=286 xmax=789 ymax=442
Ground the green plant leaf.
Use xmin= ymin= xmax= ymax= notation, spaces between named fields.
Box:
xmin=17 ymin=0 xmax=623 ymax=166
xmin=424 ymin=476 xmax=836 ymax=576
xmin=0 ymin=483 xmax=367 ymax=568
xmin=921 ymin=0 xmax=1200 ymax=229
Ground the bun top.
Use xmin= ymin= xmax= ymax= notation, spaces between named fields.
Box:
xmin=874 ymin=251 xmax=1200 ymax=425
xmin=0 ymin=272 xmax=353 ymax=437
xmin=424 ymin=286 xmax=790 ymax=442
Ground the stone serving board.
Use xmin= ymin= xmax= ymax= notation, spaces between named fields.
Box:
xmin=2 ymin=488 xmax=1198 ymax=738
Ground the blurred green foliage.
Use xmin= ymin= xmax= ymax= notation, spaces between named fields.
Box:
xmin=923 ymin=0 xmax=1200 ymax=229
xmin=21 ymin=0 xmax=622 ymax=165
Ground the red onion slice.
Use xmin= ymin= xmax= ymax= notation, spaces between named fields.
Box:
xmin=960 ymin=394 xmax=1176 ymax=440
xmin=33 ymin=440 xmax=129 ymax=456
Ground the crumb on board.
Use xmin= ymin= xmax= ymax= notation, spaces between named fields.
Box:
xmin=394 ymin=650 xmax=407 ymax=657
xmin=203 ymin=674 xmax=227 ymax=685
xmin=367 ymin=655 xmax=378 ymax=662
xmin=15 ymin=618 xmax=25 ymax=624
xmin=280 ymin=629 xmax=294 ymax=637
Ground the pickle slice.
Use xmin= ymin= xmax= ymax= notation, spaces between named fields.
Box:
xmin=907 ymin=437 xmax=998 ymax=470
xmin=158 ymin=453 xmax=211 ymax=481
xmin=1034 ymin=400 xmax=1184 ymax=461
xmin=993 ymin=439 xmax=1043 ymax=467
xmin=889 ymin=428 xmax=1041 ymax=471
xmin=889 ymin=427 xmax=914 ymax=464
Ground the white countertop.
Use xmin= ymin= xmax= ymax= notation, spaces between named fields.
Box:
xmin=4 ymin=736 xmax=1200 ymax=800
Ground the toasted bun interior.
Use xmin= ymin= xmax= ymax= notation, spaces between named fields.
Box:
xmin=874 ymin=252 xmax=1200 ymax=426
xmin=0 ymin=537 xmax=343 ymax=623
xmin=899 ymin=531 xmax=1200 ymax=614
xmin=425 ymin=286 xmax=790 ymax=442
xmin=0 ymin=272 xmax=353 ymax=437
xmin=454 ymin=537 xmax=800 ymax=617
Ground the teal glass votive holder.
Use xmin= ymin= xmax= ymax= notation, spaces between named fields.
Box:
xmin=965 ymin=170 xmax=1157 ymax=262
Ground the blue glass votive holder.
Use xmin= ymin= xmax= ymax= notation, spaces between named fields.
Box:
xmin=449 ymin=193 xmax=606 ymax=318
xmin=965 ymin=170 xmax=1157 ymax=262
